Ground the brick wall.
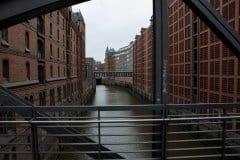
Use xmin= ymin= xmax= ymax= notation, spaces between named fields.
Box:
xmin=0 ymin=8 xmax=86 ymax=106
xmin=168 ymin=0 xmax=240 ymax=103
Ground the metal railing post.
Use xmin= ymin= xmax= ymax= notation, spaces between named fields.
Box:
xmin=161 ymin=105 xmax=167 ymax=160
xmin=222 ymin=108 xmax=227 ymax=160
xmin=31 ymin=109 xmax=40 ymax=160
xmin=98 ymin=109 xmax=101 ymax=160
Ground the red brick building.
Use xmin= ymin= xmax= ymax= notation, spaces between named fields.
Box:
xmin=0 ymin=7 xmax=87 ymax=106
xmin=168 ymin=0 xmax=240 ymax=103
xmin=133 ymin=24 xmax=153 ymax=102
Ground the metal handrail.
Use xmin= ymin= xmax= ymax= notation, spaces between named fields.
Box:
xmin=1 ymin=104 xmax=240 ymax=160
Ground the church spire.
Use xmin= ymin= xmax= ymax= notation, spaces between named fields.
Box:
xmin=105 ymin=45 xmax=109 ymax=53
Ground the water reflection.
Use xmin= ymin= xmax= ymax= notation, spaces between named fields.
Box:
xmin=59 ymin=85 xmax=151 ymax=160
xmin=89 ymin=85 xmax=146 ymax=105
xmin=86 ymin=85 xmax=151 ymax=159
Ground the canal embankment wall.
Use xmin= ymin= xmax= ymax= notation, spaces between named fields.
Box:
xmin=101 ymin=78 xmax=153 ymax=103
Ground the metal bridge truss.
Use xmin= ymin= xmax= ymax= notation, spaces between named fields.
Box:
xmin=0 ymin=0 xmax=240 ymax=160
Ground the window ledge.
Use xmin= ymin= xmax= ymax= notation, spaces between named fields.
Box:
xmin=1 ymin=40 xmax=9 ymax=47
xmin=46 ymin=77 xmax=67 ymax=82
xmin=25 ymin=48 xmax=30 ymax=53
xmin=1 ymin=80 xmax=39 ymax=89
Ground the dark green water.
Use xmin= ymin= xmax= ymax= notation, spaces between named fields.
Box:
xmin=87 ymin=85 xmax=152 ymax=159
xmin=58 ymin=85 xmax=221 ymax=160
xmin=88 ymin=85 xmax=146 ymax=105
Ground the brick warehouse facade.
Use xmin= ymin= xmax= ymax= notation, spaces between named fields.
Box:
xmin=133 ymin=24 xmax=153 ymax=102
xmin=103 ymin=43 xmax=134 ymax=88
xmin=0 ymin=7 xmax=87 ymax=106
xmin=168 ymin=0 xmax=240 ymax=104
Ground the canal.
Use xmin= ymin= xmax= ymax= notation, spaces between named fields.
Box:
xmin=88 ymin=85 xmax=147 ymax=105
xmin=86 ymin=85 xmax=152 ymax=159
xmin=59 ymin=85 xmax=220 ymax=160
xmin=60 ymin=84 xmax=152 ymax=160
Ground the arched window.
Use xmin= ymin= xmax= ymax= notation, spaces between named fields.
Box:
xmin=29 ymin=95 xmax=33 ymax=104
xmin=25 ymin=32 xmax=29 ymax=49
xmin=37 ymin=40 xmax=44 ymax=59
xmin=39 ymin=92 xmax=46 ymax=106
xmin=1 ymin=29 xmax=8 ymax=42
xmin=38 ymin=65 xmax=45 ymax=84
xmin=37 ymin=17 xmax=44 ymax=34
xmin=24 ymin=96 xmax=28 ymax=101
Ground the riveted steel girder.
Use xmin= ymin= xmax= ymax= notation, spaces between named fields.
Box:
xmin=0 ymin=0 xmax=89 ymax=30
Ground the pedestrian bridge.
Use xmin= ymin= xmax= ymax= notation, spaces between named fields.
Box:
xmin=94 ymin=72 xmax=133 ymax=78
xmin=1 ymin=0 xmax=240 ymax=159
xmin=1 ymin=86 xmax=240 ymax=160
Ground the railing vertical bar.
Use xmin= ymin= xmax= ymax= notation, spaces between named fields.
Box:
xmin=162 ymin=104 xmax=168 ymax=160
xmin=222 ymin=108 xmax=227 ymax=160
xmin=31 ymin=109 xmax=40 ymax=160
xmin=98 ymin=109 xmax=101 ymax=160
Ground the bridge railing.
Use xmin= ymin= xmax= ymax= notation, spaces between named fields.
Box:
xmin=94 ymin=72 xmax=133 ymax=78
xmin=0 ymin=104 xmax=240 ymax=160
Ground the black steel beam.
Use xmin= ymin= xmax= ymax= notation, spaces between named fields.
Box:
xmin=153 ymin=0 xmax=168 ymax=159
xmin=183 ymin=0 xmax=240 ymax=59
xmin=153 ymin=0 xmax=168 ymax=105
xmin=0 ymin=0 xmax=89 ymax=30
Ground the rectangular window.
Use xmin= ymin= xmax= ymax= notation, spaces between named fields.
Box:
xmin=57 ymin=30 xmax=60 ymax=41
xmin=58 ymin=66 xmax=60 ymax=77
xmin=63 ymin=19 xmax=65 ymax=30
xmin=63 ymin=85 xmax=66 ymax=99
xmin=37 ymin=17 xmax=44 ymax=34
xmin=50 ymin=65 xmax=53 ymax=77
xmin=63 ymin=34 xmax=65 ymax=46
xmin=50 ymin=23 xmax=52 ymax=36
xmin=57 ymin=87 xmax=61 ymax=102
xmin=38 ymin=65 xmax=45 ymax=84
xmin=57 ymin=48 xmax=60 ymax=58
xmin=50 ymin=44 xmax=53 ymax=57
xmin=39 ymin=91 xmax=46 ymax=106
xmin=25 ymin=32 xmax=30 ymax=52
xmin=37 ymin=40 xmax=44 ymax=59
xmin=26 ymin=63 xmax=30 ymax=80
xmin=1 ymin=29 xmax=9 ymax=47
xmin=2 ymin=60 xmax=9 ymax=81
xmin=50 ymin=89 xmax=55 ymax=106
xmin=1 ymin=29 xmax=8 ymax=42
xmin=57 ymin=12 xmax=60 ymax=24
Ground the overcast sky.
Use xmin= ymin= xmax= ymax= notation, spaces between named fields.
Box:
xmin=72 ymin=0 xmax=153 ymax=63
